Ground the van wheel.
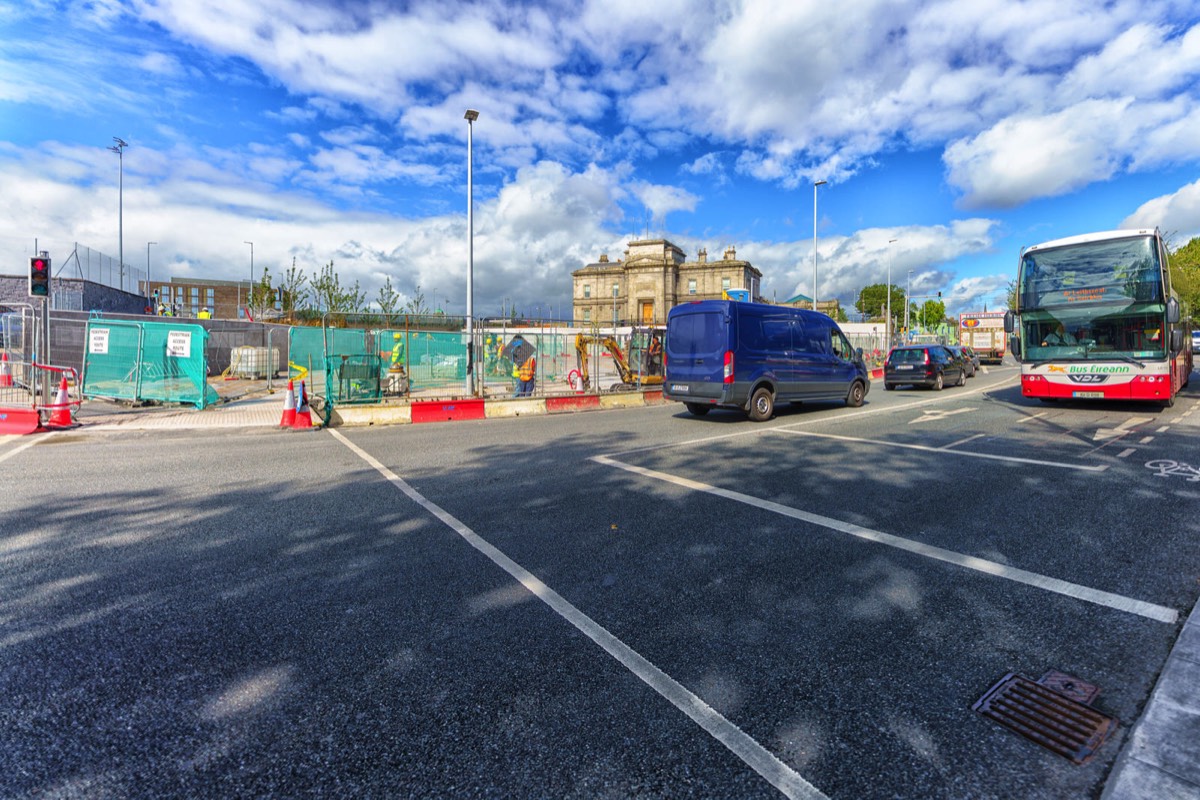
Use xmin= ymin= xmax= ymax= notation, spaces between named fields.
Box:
xmin=932 ymin=372 xmax=944 ymax=391
xmin=685 ymin=402 xmax=711 ymax=416
xmin=845 ymin=380 xmax=865 ymax=408
xmin=748 ymin=387 xmax=774 ymax=421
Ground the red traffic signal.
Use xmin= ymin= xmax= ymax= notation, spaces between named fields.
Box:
xmin=29 ymin=256 xmax=51 ymax=297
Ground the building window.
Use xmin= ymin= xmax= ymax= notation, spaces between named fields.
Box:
xmin=583 ymin=309 xmax=591 ymax=322
xmin=688 ymin=279 xmax=697 ymax=294
xmin=722 ymin=277 xmax=731 ymax=291
xmin=584 ymin=284 xmax=591 ymax=298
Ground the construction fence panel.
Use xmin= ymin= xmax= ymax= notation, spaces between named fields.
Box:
xmin=82 ymin=320 xmax=218 ymax=408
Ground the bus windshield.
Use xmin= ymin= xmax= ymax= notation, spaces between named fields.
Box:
xmin=1020 ymin=305 xmax=1167 ymax=362
xmin=1019 ymin=235 xmax=1162 ymax=309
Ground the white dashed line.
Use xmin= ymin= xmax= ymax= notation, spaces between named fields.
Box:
xmin=1117 ymin=448 xmax=1137 ymax=458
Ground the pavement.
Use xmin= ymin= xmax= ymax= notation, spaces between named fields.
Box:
xmin=17 ymin=376 xmax=1200 ymax=799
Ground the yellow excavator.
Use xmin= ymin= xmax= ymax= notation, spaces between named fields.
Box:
xmin=575 ymin=332 xmax=664 ymax=391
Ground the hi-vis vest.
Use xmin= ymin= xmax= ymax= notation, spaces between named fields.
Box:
xmin=518 ymin=356 xmax=536 ymax=381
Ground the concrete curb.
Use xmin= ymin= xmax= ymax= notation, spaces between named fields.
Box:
xmin=1101 ymin=597 xmax=1200 ymax=799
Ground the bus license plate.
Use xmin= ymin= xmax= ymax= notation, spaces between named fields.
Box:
xmin=1073 ymin=391 xmax=1104 ymax=398
xmin=671 ymin=384 xmax=688 ymax=392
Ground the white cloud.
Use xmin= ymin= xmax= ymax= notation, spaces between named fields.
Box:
xmin=1121 ymin=178 xmax=1200 ymax=243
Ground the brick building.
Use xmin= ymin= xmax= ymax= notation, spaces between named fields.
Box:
xmin=571 ymin=239 xmax=762 ymax=326
xmin=144 ymin=277 xmax=255 ymax=319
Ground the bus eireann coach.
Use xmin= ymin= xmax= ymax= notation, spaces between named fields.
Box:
xmin=1004 ymin=228 xmax=1193 ymax=407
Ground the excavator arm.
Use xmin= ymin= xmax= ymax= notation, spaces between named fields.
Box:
xmin=575 ymin=333 xmax=663 ymax=390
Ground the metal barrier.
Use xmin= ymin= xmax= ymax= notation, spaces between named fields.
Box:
xmin=0 ymin=359 xmax=80 ymax=434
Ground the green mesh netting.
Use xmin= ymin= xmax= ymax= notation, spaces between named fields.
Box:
xmin=82 ymin=320 xmax=218 ymax=408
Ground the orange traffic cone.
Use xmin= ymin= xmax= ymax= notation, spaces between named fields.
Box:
xmin=279 ymin=379 xmax=296 ymax=427
xmin=46 ymin=375 xmax=75 ymax=428
xmin=0 ymin=352 xmax=11 ymax=388
xmin=292 ymin=380 xmax=314 ymax=429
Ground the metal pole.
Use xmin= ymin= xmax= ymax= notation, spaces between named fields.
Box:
xmin=108 ymin=138 xmax=128 ymax=291
xmin=812 ymin=179 xmax=826 ymax=311
xmin=146 ymin=242 xmax=156 ymax=307
xmin=905 ymin=269 xmax=913 ymax=334
xmin=464 ymin=109 xmax=479 ymax=396
xmin=886 ymin=238 xmax=897 ymax=346
xmin=244 ymin=241 xmax=254 ymax=316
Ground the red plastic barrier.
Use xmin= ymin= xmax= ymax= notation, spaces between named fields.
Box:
xmin=0 ymin=408 xmax=41 ymax=435
xmin=546 ymin=395 xmax=600 ymax=413
xmin=411 ymin=399 xmax=486 ymax=423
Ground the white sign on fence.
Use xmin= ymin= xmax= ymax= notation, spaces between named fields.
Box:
xmin=89 ymin=328 xmax=109 ymax=355
xmin=166 ymin=330 xmax=192 ymax=359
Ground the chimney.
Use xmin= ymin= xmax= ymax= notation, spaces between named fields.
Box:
xmin=723 ymin=245 xmax=736 ymax=261
xmin=599 ymin=254 xmax=609 ymax=263
xmin=697 ymin=247 xmax=707 ymax=264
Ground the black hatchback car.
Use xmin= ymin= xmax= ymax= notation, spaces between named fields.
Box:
xmin=884 ymin=344 xmax=967 ymax=390
xmin=945 ymin=345 xmax=979 ymax=377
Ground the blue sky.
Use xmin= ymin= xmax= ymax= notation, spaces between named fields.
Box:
xmin=2 ymin=0 xmax=1200 ymax=319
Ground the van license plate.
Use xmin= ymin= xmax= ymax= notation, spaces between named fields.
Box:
xmin=671 ymin=384 xmax=688 ymax=392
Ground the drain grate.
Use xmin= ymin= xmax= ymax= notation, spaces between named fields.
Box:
xmin=1038 ymin=670 xmax=1100 ymax=705
xmin=973 ymin=672 xmax=1118 ymax=764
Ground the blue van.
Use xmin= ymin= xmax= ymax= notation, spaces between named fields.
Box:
xmin=664 ymin=300 xmax=870 ymax=420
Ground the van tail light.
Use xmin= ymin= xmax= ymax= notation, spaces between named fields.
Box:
xmin=723 ymin=351 xmax=734 ymax=383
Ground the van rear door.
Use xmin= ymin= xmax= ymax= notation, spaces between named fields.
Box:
xmin=665 ymin=306 xmax=729 ymax=400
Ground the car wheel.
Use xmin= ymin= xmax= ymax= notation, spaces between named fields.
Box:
xmin=932 ymin=371 xmax=944 ymax=391
xmin=748 ymin=387 xmax=774 ymax=421
xmin=845 ymin=380 xmax=865 ymax=408
xmin=956 ymin=369 xmax=966 ymax=387
xmin=884 ymin=382 xmax=895 ymax=391
xmin=684 ymin=402 xmax=710 ymax=417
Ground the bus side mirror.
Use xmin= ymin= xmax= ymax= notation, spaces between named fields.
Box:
xmin=1171 ymin=329 xmax=1183 ymax=353
xmin=1008 ymin=334 xmax=1022 ymax=362
xmin=1003 ymin=310 xmax=1015 ymax=333
xmin=1166 ymin=297 xmax=1180 ymax=324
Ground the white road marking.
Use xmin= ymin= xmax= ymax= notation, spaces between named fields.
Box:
xmin=592 ymin=455 xmax=1176 ymax=625
xmin=1094 ymin=416 xmax=1153 ymax=441
xmin=909 ymin=407 xmax=975 ymax=425
xmin=0 ymin=434 xmax=50 ymax=464
xmin=941 ymin=433 xmax=985 ymax=450
xmin=607 ymin=373 xmax=1020 ymax=459
xmin=1157 ymin=426 xmax=1170 ymax=433
xmin=1117 ymin=448 xmax=1137 ymax=458
xmin=329 ymin=429 xmax=828 ymax=800
xmin=1139 ymin=436 xmax=1154 ymax=444
xmin=771 ymin=428 xmax=1107 ymax=472
xmin=1016 ymin=411 xmax=1050 ymax=424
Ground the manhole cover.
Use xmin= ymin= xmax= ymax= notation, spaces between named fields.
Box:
xmin=973 ymin=673 xmax=1117 ymax=764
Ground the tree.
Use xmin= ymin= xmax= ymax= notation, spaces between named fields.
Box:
xmin=248 ymin=267 xmax=274 ymax=318
xmin=919 ymin=299 xmax=946 ymax=327
xmin=279 ymin=258 xmax=309 ymax=315
xmin=854 ymin=282 xmax=907 ymax=321
xmin=1170 ymin=237 xmax=1200 ymax=317
xmin=376 ymin=276 xmax=400 ymax=315
xmin=1005 ymin=279 xmax=1017 ymax=312
xmin=403 ymin=284 xmax=431 ymax=316
xmin=311 ymin=259 xmax=353 ymax=313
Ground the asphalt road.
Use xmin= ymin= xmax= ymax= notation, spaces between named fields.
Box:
xmin=2 ymin=364 xmax=1198 ymax=799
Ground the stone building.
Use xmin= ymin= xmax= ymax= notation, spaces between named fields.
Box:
xmin=571 ymin=239 xmax=762 ymax=326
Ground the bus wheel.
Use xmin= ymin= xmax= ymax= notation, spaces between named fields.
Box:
xmin=845 ymin=380 xmax=865 ymax=408
xmin=1161 ymin=395 xmax=1175 ymax=409
xmin=685 ymin=403 xmax=711 ymax=417
xmin=748 ymin=387 xmax=774 ymax=422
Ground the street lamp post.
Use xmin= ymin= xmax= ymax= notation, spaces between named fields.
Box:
xmin=464 ymin=109 xmax=479 ymax=396
xmin=812 ymin=179 xmax=827 ymax=311
xmin=886 ymin=238 xmax=897 ymax=346
xmin=244 ymin=241 xmax=254 ymax=316
xmin=905 ymin=269 xmax=914 ymax=334
xmin=108 ymin=138 xmax=128 ymax=290
xmin=146 ymin=241 xmax=156 ymax=308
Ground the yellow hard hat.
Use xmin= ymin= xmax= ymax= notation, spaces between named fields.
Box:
xmin=393 ymin=333 xmax=402 ymax=339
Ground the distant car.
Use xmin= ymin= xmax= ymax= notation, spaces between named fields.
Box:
xmin=1192 ymin=330 xmax=1200 ymax=351
xmin=946 ymin=345 xmax=979 ymax=377
xmin=884 ymin=344 xmax=967 ymax=391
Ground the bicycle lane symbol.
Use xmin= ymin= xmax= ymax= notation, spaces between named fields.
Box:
xmin=1145 ymin=460 xmax=1200 ymax=482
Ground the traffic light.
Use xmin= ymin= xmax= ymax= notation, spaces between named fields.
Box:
xmin=29 ymin=256 xmax=50 ymax=297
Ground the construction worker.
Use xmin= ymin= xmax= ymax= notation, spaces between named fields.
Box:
xmin=390 ymin=332 xmax=406 ymax=367
xmin=197 ymin=307 xmax=212 ymax=319
xmin=647 ymin=333 xmax=663 ymax=375
xmin=515 ymin=353 xmax=536 ymax=397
